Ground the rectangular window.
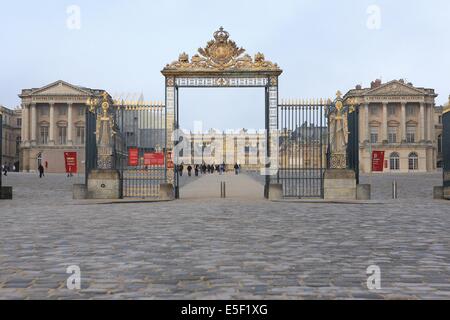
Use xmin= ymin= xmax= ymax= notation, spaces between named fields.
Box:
xmin=388 ymin=127 xmax=397 ymax=144
xmin=370 ymin=127 xmax=378 ymax=144
xmin=438 ymin=116 xmax=442 ymax=124
xmin=406 ymin=105 xmax=415 ymax=116
xmin=17 ymin=118 xmax=22 ymax=127
xmin=40 ymin=126 xmax=49 ymax=145
xmin=409 ymin=156 xmax=418 ymax=171
xmin=58 ymin=126 xmax=67 ymax=145
xmin=370 ymin=106 xmax=378 ymax=116
xmin=76 ymin=127 xmax=85 ymax=145
xmin=406 ymin=126 xmax=416 ymax=143
xmin=78 ymin=106 xmax=84 ymax=116
xmin=390 ymin=155 xmax=400 ymax=171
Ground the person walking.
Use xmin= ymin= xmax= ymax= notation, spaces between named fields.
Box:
xmin=3 ymin=164 xmax=7 ymax=176
xmin=38 ymin=164 xmax=45 ymax=178
xmin=187 ymin=165 xmax=193 ymax=177
xmin=179 ymin=164 xmax=184 ymax=177
xmin=195 ymin=165 xmax=199 ymax=177
xmin=234 ymin=163 xmax=239 ymax=175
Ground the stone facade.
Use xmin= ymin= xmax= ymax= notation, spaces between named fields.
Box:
xmin=344 ymin=79 xmax=441 ymax=174
xmin=0 ymin=105 xmax=22 ymax=170
xmin=18 ymin=80 xmax=107 ymax=173
xmin=178 ymin=129 xmax=266 ymax=171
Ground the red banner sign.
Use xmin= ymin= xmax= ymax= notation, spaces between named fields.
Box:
xmin=144 ymin=152 xmax=165 ymax=166
xmin=372 ymin=151 xmax=385 ymax=172
xmin=128 ymin=148 xmax=139 ymax=166
xmin=64 ymin=152 xmax=78 ymax=173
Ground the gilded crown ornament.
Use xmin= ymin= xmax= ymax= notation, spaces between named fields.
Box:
xmin=163 ymin=27 xmax=281 ymax=73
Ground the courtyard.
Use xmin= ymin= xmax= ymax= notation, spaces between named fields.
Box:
xmin=0 ymin=171 xmax=449 ymax=299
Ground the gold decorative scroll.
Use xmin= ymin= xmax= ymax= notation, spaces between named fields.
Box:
xmin=163 ymin=27 xmax=281 ymax=72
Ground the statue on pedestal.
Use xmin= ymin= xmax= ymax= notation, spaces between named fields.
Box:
xmin=329 ymin=91 xmax=348 ymax=169
xmin=87 ymin=92 xmax=116 ymax=170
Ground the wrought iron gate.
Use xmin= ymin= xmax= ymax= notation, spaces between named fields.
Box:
xmin=278 ymin=100 xmax=330 ymax=198
xmin=116 ymin=103 xmax=167 ymax=198
xmin=443 ymin=104 xmax=450 ymax=190
xmin=347 ymin=105 xmax=360 ymax=183
xmin=85 ymin=107 xmax=97 ymax=186
xmin=0 ymin=113 xmax=3 ymax=189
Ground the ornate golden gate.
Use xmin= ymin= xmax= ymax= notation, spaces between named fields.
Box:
xmin=161 ymin=27 xmax=282 ymax=199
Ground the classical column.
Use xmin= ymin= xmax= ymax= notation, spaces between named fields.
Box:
xmin=430 ymin=104 xmax=436 ymax=143
xmin=427 ymin=104 xmax=432 ymax=142
xmin=382 ymin=102 xmax=388 ymax=142
xmin=49 ymin=103 xmax=55 ymax=145
xmin=67 ymin=103 xmax=73 ymax=145
xmin=30 ymin=103 xmax=37 ymax=144
xmin=365 ymin=104 xmax=370 ymax=142
xmin=21 ymin=104 xmax=29 ymax=146
xmin=419 ymin=102 xmax=425 ymax=141
xmin=401 ymin=102 xmax=406 ymax=142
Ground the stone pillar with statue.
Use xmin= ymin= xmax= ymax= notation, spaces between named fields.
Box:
xmin=73 ymin=92 xmax=121 ymax=200
xmin=323 ymin=92 xmax=359 ymax=201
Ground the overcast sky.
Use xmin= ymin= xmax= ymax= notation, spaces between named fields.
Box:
xmin=1 ymin=0 xmax=449 ymax=130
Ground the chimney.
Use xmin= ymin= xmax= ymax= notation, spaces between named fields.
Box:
xmin=355 ymin=84 xmax=362 ymax=90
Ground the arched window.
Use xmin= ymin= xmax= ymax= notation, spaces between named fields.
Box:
xmin=390 ymin=152 xmax=400 ymax=171
xmin=408 ymin=152 xmax=419 ymax=171
xmin=438 ymin=134 xmax=443 ymax=153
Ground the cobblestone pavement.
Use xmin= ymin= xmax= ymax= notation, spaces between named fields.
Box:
xmin=0 ymin=172 xmax=449 ymax=300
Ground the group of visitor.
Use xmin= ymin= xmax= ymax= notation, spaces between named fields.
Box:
xmin=177 ymin=163 xmax=241 ymax=177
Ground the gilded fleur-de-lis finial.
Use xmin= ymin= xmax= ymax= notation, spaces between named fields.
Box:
xmin=86 ymin=96 xmax=98 ymax=113
xmin=102 ymin=91 xmax=109 ymax=102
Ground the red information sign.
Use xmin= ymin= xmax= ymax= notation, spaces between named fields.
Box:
xmin=372 ymin=151 xmax=385 ymax=172
xmin=64 ymin=152 xmax=78 ymax=173
xmin=144 ymin=152 xmax=165 ymax=166
xmin=128 ymin=148 xmax=139 ymax=166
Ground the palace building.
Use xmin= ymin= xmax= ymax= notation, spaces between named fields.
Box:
xmin=344 ymin=79 xmax=441 ymax=173
xmin=0 ymin=105 xmax=22 ymax=170
xmin=15 ymin=78 xmax=444 ymax=175
xmin=178 ymin=129 xmax=266 ymax=171
xmin=19 ymin=80 xmax=107 ymax=173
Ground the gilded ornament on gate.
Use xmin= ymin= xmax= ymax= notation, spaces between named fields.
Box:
xmin=163 ymin=27 xmax=281 ymax=72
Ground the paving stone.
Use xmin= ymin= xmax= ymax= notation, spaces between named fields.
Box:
xmin=1 ymin=172 xmax=449 ymax=299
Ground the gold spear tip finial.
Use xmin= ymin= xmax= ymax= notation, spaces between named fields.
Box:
xmin=336 ymin=91 xmax=342 ymax=99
